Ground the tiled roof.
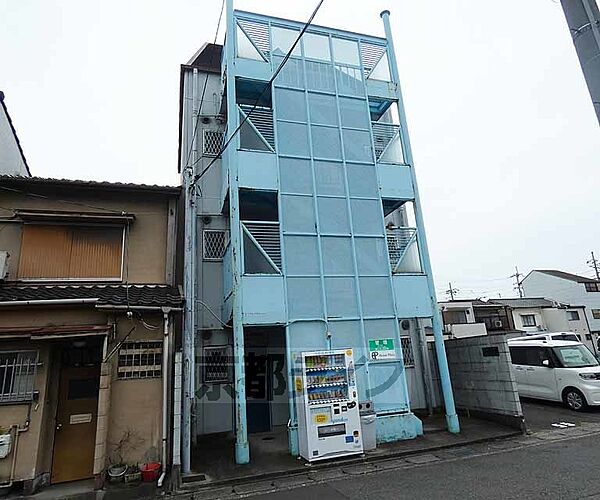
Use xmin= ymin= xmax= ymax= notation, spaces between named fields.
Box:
xmin=492 ymin=298 xmax=561 ymax=309
xmin=0 ymin=284 xmax=183 ymax=308
xmin=0 ymin=175 xmax=180 ymax=195
xmin=532 ymin=270 xmax=599 ymax=284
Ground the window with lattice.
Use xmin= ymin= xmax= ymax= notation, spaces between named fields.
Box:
xmin=400 ymin=337 xmax=415 ymax=367
xmin=203 ymin=130 xmax=224 ymax=156
xmin=203 ymin=230 xmax=228 ymax=261
xmin=202 ymin=346 xmax=231 ymax=383
xmin=118 ymin=341 xmax=162 ymax=379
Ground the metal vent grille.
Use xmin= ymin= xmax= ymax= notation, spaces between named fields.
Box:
xmin=203 ymin=130 xmax=224 ymax=157
xmin=243 ymin=221 xmax=281 ymax=270
xmin=203 ymin=230 xmax=228 ymax=261
xmin=400 ymin=337 xmax=415 ymax=367
xmin=372 ymin=122 xmax=400 ymax=161
xmin=237 ymin=19 xmax=270 ymax=57
xmin=361 ymin=42 xmax=387 ymax=77
xmin=202 ymin=346 xmax=230 ymax=383
xmin=118 ymin=341 xmax=162 ymax=379
xmin=0 ymin=351 xmax=38 ymax=403
xmin=240 ymin=105 xmax=275 ymax=149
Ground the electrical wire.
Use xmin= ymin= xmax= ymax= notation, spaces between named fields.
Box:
xmin=189 ymin=0 xmax=326 ymax=189
xmin=182 ymin=0 xmax=226 ymax=173
xmin=0 ymin=185 xmax=127 ymax=214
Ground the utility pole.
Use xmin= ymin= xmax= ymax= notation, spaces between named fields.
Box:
xmin=560 ymin=0 xmax=600 ymax=126
xmin=511 ymin=266 xmax=524 ymax=298
xmin=588 ymin=251 xmax=600 ymax=280
xmin=445 ymin=282 xmax=459 ymax=300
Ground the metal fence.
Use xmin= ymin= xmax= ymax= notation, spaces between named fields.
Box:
xmin=0 ymin=351 xmax=38 ymax=404
xmin=372 ymin=122 xmax=400 ymax=161
xmin=386 ymin=227 xmax=417 ymax=272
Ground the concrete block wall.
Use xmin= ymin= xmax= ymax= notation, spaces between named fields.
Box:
xmin=428 ymin=334 xmax=523 ymax=426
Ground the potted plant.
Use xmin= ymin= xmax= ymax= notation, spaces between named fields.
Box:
xmin=107 ymin=430 xmax=143 ymax=483
xmin=124 ymin=464 xmax=141 ymax=483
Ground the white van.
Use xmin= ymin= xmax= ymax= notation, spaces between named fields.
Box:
xmin=508 ymin=338 xmax=600 ymax=411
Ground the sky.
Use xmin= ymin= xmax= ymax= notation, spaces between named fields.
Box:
xmin=2 ymin=0 xmax=600 ymax=300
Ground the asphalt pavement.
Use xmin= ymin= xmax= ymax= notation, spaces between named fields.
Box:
xmin=253 ymin=431 xmax=600 ymax=500
xmin=521 ymin=397 xmax=600 ymax=432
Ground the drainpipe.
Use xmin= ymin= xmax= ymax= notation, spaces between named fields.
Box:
xmin=157 ymin=309 xmax=171 ymax=488
xmin=0 ymin=420 xmax=30 ymax=490
xmin=226 ymin=0 xmax=250 ymax=465
xmin=380 ymin=9 xmax=459 ymax=433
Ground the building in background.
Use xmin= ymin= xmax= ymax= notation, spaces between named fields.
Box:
xmin=439 ymin=296 xmax=595 ymax=352
xmin=178 ymin=2 xmax=459 ymax=471
xmin=0 ymin=92 xmax=30 ymax=177
xmin=523 ymin=269 xmax=600 ymax=344
xmin=439 ymin=299 xmax=518 ymax=339
xmin=0 ymin=176 xmax=181 ymax=493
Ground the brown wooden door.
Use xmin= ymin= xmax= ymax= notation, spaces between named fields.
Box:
xmin=51 ymin=365 xmax=100 ymax=483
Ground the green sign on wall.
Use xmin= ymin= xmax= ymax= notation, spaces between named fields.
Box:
xmin=368 ymin=339 xmax=396 ymax=360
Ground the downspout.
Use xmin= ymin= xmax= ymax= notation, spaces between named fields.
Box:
xmin=0 ymin=416 xmax=31 ymax=489
xmin=380 ymin=9 xmax=459 ymax=433
xmin=157 ymin=309 xmax=170 ymax=488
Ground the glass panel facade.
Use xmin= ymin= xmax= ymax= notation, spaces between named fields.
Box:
xmin=280 ymin=158 xmax=312 ymax=194
xmin=277 ymin=122 xmax=309 ymax=156
xmin=332 ymin=38 xmax=360 ymax=65
xmin=303 ymin=32 xmax=331 ymax=61
xmin=275 ymin=88 xmax=307 ymax=122
xmin=308 ymin=93 xmax=338 ymax=125
xmin=321 ymin=237 xmax=353 ymax=275
xmin=311 ymin=125 xmax=342 ymax=159
xmin=318 ymin=197 xmax=350 ymax=234
xmin=314 ymin=161 xmax=345 ymax=196
xmin=272 ymin=26 xmax=302 ymax=57
xmin=282 ymin=194 xmax=315 ymax=233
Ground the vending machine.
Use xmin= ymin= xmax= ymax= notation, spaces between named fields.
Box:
xmin=296 ymin=349 xmax=363 ymax=462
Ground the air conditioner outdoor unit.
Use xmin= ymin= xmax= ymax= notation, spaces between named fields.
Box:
xmin=494 ymin=320 xmax=503 ymax=328
xmin=0 ymin=251 xmax=8 ymax=281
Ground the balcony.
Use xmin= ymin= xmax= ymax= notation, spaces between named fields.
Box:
xmin=444 ymin=323 xmax=488 ymax=339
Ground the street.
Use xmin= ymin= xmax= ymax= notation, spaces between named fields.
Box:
xmin=254 ymin=432 xmax=600 ymax=500
xmin=243 ymin=400 xmax=600 ymax=500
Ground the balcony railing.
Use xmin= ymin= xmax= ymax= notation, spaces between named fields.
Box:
xmin=386 ymin=227 xmax=420 ymax=274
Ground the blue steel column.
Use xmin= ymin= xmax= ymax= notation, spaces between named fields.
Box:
xmin=226 ymin=0 xmax=250 ymax=463
xmin=380 ymin=9 xmax=459 ymax=433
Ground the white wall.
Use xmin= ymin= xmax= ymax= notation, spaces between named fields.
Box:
xmin=523 ymin=272 xmax=600 ymax=333
xmin=511 ymin=307 xmax=546 ymax=333
xmin=0 ymin=104 xmax=28 ymax=176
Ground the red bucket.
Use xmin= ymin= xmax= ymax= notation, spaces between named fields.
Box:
xmin=140 ymin=462 xmax=161 ymax=482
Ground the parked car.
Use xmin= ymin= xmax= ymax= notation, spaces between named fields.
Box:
xmin=508 ymin=338 xmax=600 ymax=411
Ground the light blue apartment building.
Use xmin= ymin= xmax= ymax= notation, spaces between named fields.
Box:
xmin=178 ymin=1 xmax=458 ymax=470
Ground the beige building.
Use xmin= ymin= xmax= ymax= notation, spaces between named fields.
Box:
xmin=0 ymin=176 xmax=181 ymax=494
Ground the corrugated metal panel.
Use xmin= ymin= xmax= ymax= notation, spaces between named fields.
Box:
xmin=237 ymin=19 xmax=270 ymax=57
xmin=360 ymin=42 xmax=386 ymax=77
xmin=240 ymin=105 xmax=275 ymax=149
xmin=243 ymin=221 xmax=281 ymax=269
xmin=18 ymin=225 xmax=122 ymax=280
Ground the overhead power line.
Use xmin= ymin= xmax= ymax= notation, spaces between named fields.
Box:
xmin=189 ymin=0 xmax=326 ymax=189
xmin=182 ymin=0 xmax=226 ymax=173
